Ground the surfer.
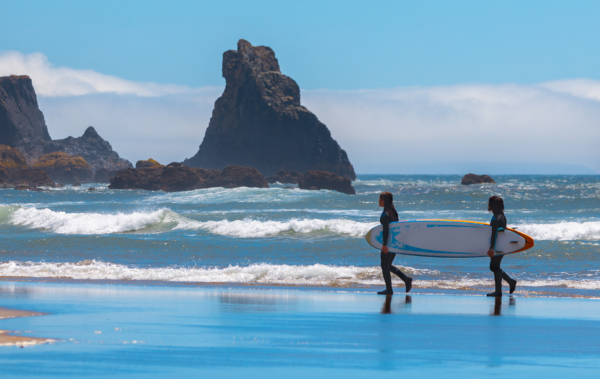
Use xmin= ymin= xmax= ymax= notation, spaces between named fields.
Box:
xmin=378 ymin=192 xmax=413 ymax=295
xmin=486 ymin=195 xmax=517 ymax=297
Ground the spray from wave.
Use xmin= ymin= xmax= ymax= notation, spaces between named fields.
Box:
xmin=1 ymin=260 xmax=599 ymax=290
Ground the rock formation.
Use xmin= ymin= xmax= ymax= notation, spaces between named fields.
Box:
xmin=109 ymin=163 xmax=268 ymax=192
xmin=0 ymin=76 xmax=51 ymax=163
xmin=184 ymin=40 xmax=355 ymax=179
xmin=266 ymin=170 xmax=303 ymax=184
xmin=461 ymin=173 xmax=496 ymax=185
xmin=298 ymin=170 xmax=356 ymax=195
xmin=136 ymin=158 xmax=164 ymax=169
xmin=0 ymin=75 xmax=132 ymax=174
xmin=33 ymin=152 xmax=94 ymax=184
xmin=0 ymin=145 xmax=56 ymax=188
xmin=0 ymin=145 xmax=28 ymax=175
xmin=1 ymin=168 xmax=55 ymax=188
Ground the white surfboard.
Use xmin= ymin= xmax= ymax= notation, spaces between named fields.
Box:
xmin=365 ymin=219 xmax=534 ymax=258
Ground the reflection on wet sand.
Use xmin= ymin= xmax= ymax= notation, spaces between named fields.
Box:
xmin=491 ymin=297 xmax=516 ymax=316
xmin=381 ymin=295 xmax=412 ymax=314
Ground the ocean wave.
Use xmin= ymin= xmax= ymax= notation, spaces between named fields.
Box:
xmin=3 ymin=205 xmax=376 ymax=237
xmin=178 ymin=218 xmax=376 ymax=238
xmin=1 ymin=261 xmax=599 ymax=290
xmin=8 ymin=207 xmax=181 ymax=235
xmin=518 ymin=221 xmax=600 ymax=241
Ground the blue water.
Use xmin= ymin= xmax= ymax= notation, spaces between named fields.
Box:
xmin=1 ymin=175 xmax=599 ymax=296
xmin=2 ymin=282 xmax=600 ymax=378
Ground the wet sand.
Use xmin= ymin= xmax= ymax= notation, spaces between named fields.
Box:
xmin=0 ymin=307 xmax=54 ymax=347
xmin=1 ymin=280 xmax=600 ymax=378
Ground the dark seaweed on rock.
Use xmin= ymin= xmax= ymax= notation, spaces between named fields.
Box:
xmin=183 ymin=40 xmax=356 ymax=180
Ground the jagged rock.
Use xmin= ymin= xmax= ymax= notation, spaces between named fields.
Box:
xmin=184 ymin=40 xmax=356 ymax=179
xmin=39 ymin=126 xmax=132 ymax=173
xmin=88 ymin=187 xmax=96 ymax=191
xmin=0 ymin=145 xmax=29 ymax=175
xmin=33 ymin=152 xmax=94 ymax=184
xmin=0 ymin=76 xmax=51 ymax=163
xmin=298 ymin=170 xmax=356 ymax=195
xmin=461 ymin=173 xmax=496 ymax=185
xmin=136 ymin=159 xmax=164 ymax=169
xmin=266 ymin=170 xmax=303 ymax=184
xmin=8 ymin=168 xmax=55 ymax=188
xmin=108 ymin=163 xmax=268 ymax=192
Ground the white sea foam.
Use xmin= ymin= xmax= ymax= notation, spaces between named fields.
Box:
xmin=178 ymin=218 xmax=377 ymax=238
xmin=518 ymin=221 xmax=600 ymax=241
xmin=1 ymin=260 xmax=599 ymax=290
xmin=9 ymin=207 xmax=180 ymax=235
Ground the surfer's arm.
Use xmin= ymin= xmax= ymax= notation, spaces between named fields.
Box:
xmin=489 ymin=218 xmax=499 ymax=250
xmin=381 ymin=212 xmax=390 ymax=247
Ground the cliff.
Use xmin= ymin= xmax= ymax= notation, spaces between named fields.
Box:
xmin=0 ymin=75 xmax=51 ymax=162
xmin=184 ymin=40 xmax=356 ymax=179
xmin=0 ymin=75 xmax=132 ymax=174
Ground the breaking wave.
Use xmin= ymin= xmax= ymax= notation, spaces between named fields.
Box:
xmin=3 ymin=206 xmax=375 ymax=237
xmin=518 ymin=221 xmax=600 ymax=241
xmin=1 ymin=260 xmax=599 ymax=290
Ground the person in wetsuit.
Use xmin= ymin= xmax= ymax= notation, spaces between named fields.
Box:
xmin=377 ymin=192 xmax=413 ymax=295
xmin=486 ymin=195 xmax=517 ymax=297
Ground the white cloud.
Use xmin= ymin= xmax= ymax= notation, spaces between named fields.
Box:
xmin=1 ymin=51 xmax=599 ymax=173
xmin=0 ymin=51 xmax=197 ymax=97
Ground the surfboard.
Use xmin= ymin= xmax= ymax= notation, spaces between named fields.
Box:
xmin=365 ymin=219 xmax=534 ymax=258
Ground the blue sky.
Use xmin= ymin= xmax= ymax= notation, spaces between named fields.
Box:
xmin=1 ymin=0 xmax=599 ymax=173
xmin=3 ymin=0 xmax=600 ymax=89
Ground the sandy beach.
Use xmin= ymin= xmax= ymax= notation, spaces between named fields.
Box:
xmin=1 ymin=279 xmax=600 ymax=378
xmin=0 ymin=306 xmax=54 ymax=347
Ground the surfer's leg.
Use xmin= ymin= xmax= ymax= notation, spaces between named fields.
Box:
xmin=502 ymin=271 xmax=517 ymax=294
xmin=487 ymin=256 xmax=503 ymax=297
xmin=388 ymin=254 xmax=413 ymax=293
xmin=378 ymin=252 xmax=393 ymax=294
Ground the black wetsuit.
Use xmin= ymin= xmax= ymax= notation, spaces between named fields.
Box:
xmin=489 ymin=212 xmax=507 ymax=273
xmin=489 ymin=212 xmax=516 ymax=295
xmin=380 ymin=210 xmax=410 ymax=291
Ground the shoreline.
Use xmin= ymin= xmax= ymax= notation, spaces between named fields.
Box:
xmin=0 ymin=307 xmax=54 ymax=347
xmin=2 ymin=276 xmax=598 ymax=299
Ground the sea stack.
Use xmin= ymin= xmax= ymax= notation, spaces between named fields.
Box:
xmin=184 ymin=40 xmax=356 ymax=180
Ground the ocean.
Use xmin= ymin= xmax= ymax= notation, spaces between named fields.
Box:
xmin=1 ymin=175 xmax=599 ymax=297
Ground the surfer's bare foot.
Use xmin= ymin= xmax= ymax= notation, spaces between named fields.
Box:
xmin=405 ymin=277 xmax=413 ymax=293
xmin=486 ymin=291 xmax=502 ymax=297
xmin=377 ymin=289 xmax=393 ymax=295
xmin=509 ymin=279 xmax=517 ymax=294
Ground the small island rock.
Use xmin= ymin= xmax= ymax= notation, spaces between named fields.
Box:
xmin=461 ymin=173 xmax=496 ymax=185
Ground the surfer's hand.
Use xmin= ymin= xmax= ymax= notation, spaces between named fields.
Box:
xmin=487 ymin=249 xmax=494 ymax=258
xmin=382 ymin=245 xmax=389 ymax=254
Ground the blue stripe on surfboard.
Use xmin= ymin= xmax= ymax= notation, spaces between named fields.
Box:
xmin=375 ymin=233 xmax=474 ymax=255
